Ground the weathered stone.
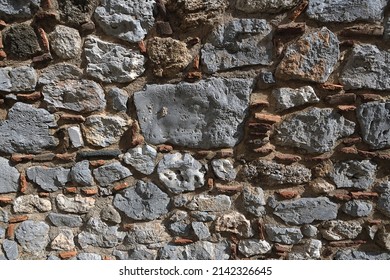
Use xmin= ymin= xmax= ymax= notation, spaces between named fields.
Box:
xmin=68 ymin=126 xmax=84 ymax=148
xmin=201 ymin=18 xmax=273 ymax=73
xmin=0 ymin=66 xmax=37 ymax=92
xmin=305 ymin=239 xmax=322 ymax=259
xmin=127 ymin=222 xmax=170 ymax=245
xmin=357 ymin=102 xmax=390 ymax=149
xmin=334 ymin=249 xmax=390 ymax=260
xmin=77 ymin=149 xmax=122 ymax=160
xmin=84 ymin=36 xmax=145 ymax=83
xmin=309 ymin=178 xmax=336 ymax=194
xmin=49 ymin=25 xmax=82 ymax=59
xmin=56 ymin=194 xmax=95 ymax=214
xmin=376 ymin=227 xmax=390 ymax=250
xmin=211 ymin=159 xmax=237 ymax=182
xmin=70 ymin=161 xmax=93 ymax=186
xmin=0 ymin=156 xmax=19 ymax=194
xmin=274 ymin=197 xmax=338 ymax=225
xmin=275 ymin=108 xmax=355 ymax=153
xmin=238 ymin=239 xmax=272 ymax=257
xmin=272 ymin=86 xmax=319 ymax=112
xmin=0 ymin=208 xmax=8 ymax=222
xmin=134 ymin=78 xmax=253 ymax=149
xmin=0 ymin=0 xmax=40 ymax=20
xmin=59 ymin=0 xmax=98 ymax=26
xmin=3 ymin=24 xmax=40 ymax=59
xmin=51 ymin=228 xmax=75 ymax=251
xmin=320 ymin=220 xmax=362 ymax=241
xmin=101 ymin=205 xmax=121 ymax=224
xmin=93 ymin=162 xmax=132 ymax=187
xmin=127 ymin=245 xmax=157 ymax=260
xmin=157 ymin=153 xmax=205 ymax=194
xmin=114 ymin=181 xmax=169 ymax=221
xmin=276 ymin=28 xmax=339 ymax=83
xmin=15 ymin=221 xmax=50 ymax=256
xmin=83 ymin=115 xmax=127 ymax=148
xmin=168 ymin=210 xmax=191 ymax=236
xmin=340 ymin=44 xmax=390 ymax=90
xmin=77 ymin=253 xmax=102 ymax=260
xmin=26 ymin=166 xmax=70 ymax=192
xmin=265 ymin=225 xmax=303 ymax=245
xmin=342 ymin=200 xmax=373 ymax=217
xmin=306 ymin=0 xmax=387 ymax=23
xmin=38 ymin=63 xmax=83 ymax=85
xmin=0 ymin=226 xmax=5 ymax=239
xmin=47 ymin=213 xmax=83 ymax=228
xmin=147 ymin=37 xmax=192 ymax=77
xmin=236 ymin=0 xmax=299 ymax=13
xmin=191 ymin=211 xmax=217 ymax=222
xmin=107 ymin=88 xmax=128 ymax=112
xmin=2 ymin=239 xmax=18 ymax=260
xmin=123 ymin=145 xmax=157 ymax=175
xmin=330 ymin=160 xmax=376 ymax=190
xmin=13 ymin=195 xmax=51 ymax=213
xmin=378 ymin=191 xmax=390 ymax=217
xmin=242 ymin=186 xmax=266 ymax=217
xmin=192 ymin=222 xmax=211 ymax=240
xmin=181 ymin=194 xmax=232 ymax=212
xmin=215 ymin=211 xmax=253 ymax=238
xmin=301 ymin=225 xmax=318 ymax=238
xmin=78 ymin=217 xmax=126 ymax=249
xmin=158 ymin=241 xmax=230 ymax=260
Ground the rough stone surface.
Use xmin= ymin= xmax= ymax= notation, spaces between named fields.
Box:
xmin=320 ymin=220 xmax=362 ymax=241
xmin=94 ymin=0 xmax=155 ymax=43
xmin=334 ymin=249 xmax=390 ymax=260
xmin=47 ymin=213 xmax=83 ymax=228
xmin=340 ymin=45 xmax=390 ymax=90
xmin=276 ymin=28 xmax=339 ymax=83
xmin=201 ymin=18 xmax=273 ymax=73
xmin=101 ymin=205 xmax=122 ymax=224
xmin=26 ymin=166 xmax=70 ymax=192
xmin=70 ymin=161 xmax=94 ymax=186
xmin=0 ymin=208 xmax=8 ymax=223
xmin=15 ymin=221 xmax=50 ymax=256
xmin=123 ymin=145 xmax=157 ymax=175
xmin=238 ymin=239 xmax=272 ymax=257
xmin=378 ymin=191 xmax=390 ymax=217
xmin=158 ymin=241 xmax=230 ymax=260
xmin=265 ymin=225 xmax=303 ymax=245
xmin=51 ymin=228 xmax=75 ymax=251
xmin=180 ymin=194 xmax=232 ymax=212
xmin=77 ymin=253 xmax=102 ymax=260
xmin=274 ymin=197 xmax=338 ymax=225
xmin=0 ymin=66 xmax=37 ymax=92
xmin=127 ymin=222 xmax=170 ymax=245
xmin=357 ymin=102 xmax=390 ymax=149
xmin=0 ymin=156 xmax=20 ymax=194
xmin=275 ymin=108 xmax=355 ymax=154
xmin=68 ymin=126 xmax=84 ymax=148
xmin=127 ymin=246 xmax=157 ymax=260
xmin=49 ymin=25 xmax=82 ymax=59
xmin=83 ymin=115 xmax=127 ymax=148
xmin=305 ymin=239 xmax=322 ymax=259
xmin=330 ymin=160 xmax=376 ymax=190
xmin=211 ymin=159 xmax=237 ymax=182
xmin=93 ymin=162 xmax=132 ymax=187
xmin=13 ymin=195 xmax=52 ymax=213
xmin=0 ymin=0 xmax=40 ymax=20
xmin=0 ymin=226 xmax=5 ymax=239
xmin=168 ymin=210 xmax=191 ymax=236
xmin=3 ymin=24 xmax=40 ymax=59
xmin=306 ymin=0 xmax=387 ymax=23
xmin=59 ymin=0 xmax=98 ymax=26
xmin=84 ymin=36 xmax=145 ymax=83
xmin=2 ymin=239 xmax=19 ymax=260
xmin=107 ymin=88 xmax=128 ymax=112
xmin=342 ymin=200 xmax=373 ymax=217
xmin=56 ymin=194 xmax=95 ymax=214
xmin=309 ymin=178 xmax=336 ymax=194
xmin=157 ymin=153 xmax=205 ymax=194
xmin=242 ymin=186 xmax=266 ymax=217
xmin=114 ymin=181 xmax=170 ymax=221
xmin=236 ymin=0 xmax=299 ymax=13
xmin=134 ymin=78 xmax=253 ymax=149
xmin=42 ymin=80 xmax=106 ymax=113
xmin=38 ymin=64 xmax=83 ymax=86
xmin=192 ymin=222 xmax=211 ymax=240
xmin=301 ymin=225 xmax=318 ymax=238
xmin=215 ymin=211 xmax=253 ymax=238
xmin=272 ymin=86 xmax=319 ymax=112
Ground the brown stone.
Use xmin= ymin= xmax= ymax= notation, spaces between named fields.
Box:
xmin=328 ymin=240 xmax=366 ymax=247
xmin=350 ymin=192 xmax=378 ymax=200
xmin=253 ymin=143 xmax=275 ymax=155
xmin=339 ymin=25 xmax=383 ymax=37
xmin=156 ymin=21 xmax=173 ymax=35
xmin=207 ymin=178 xmax=214 ymax=189
xmin=337 ymin=105 xmax=356 ymax=111
xmin=274 ymin=153 xmax=302 ymax=163
xmin=80 ymin=21 xmax=95 ymax=35
xmin=113 ymin=182 xmax=130 ymax=192
xmin=55 ymin=153 xmax=76 ymax=161
xmin=186 ymin=71 xmax=202 ymax=81
xmin=290 ymin=0 xmax=309 ymax=21
xmin=216 ymin=148 xmax=234 ymax=158
xmin=17 ymin=92 xmax=42 ymax=102
xmin=59 ymin=250 xmax=77 ymax=259
xmin=343 ymin=137 xmax=362 ymax=145
xmin=173 ymin=238 xmax=194 ymax=245
xmin=186 ymin=37 xmax=200 ymax=47
xmin=9 ymin=215 xmax=29 ymax=223
xmin=215 ymin=183 xmax=243 ymax=193
xmin=331 ymin=193 xmax=352 ymax=201
xmin=156 ymin=144 xmax=173 ymax=153
xmin=326 ymin=93 xmax=356 ymax=105
xmin=248 ymin=122 xmax=273 ymax=134
xmin=357 ymin=150 xmax=377 ymax=159
xmin=131 ymin=121 xmax=145 ymax=146
xmin=33 ymin=153 xmax=55 ymax=161
xmin=274 ymin=243 xmax=292 ymax=252
xmin=81 ymin=187 xmax=98 ymax=196
xmin=276 ymin=189 xmax=299 ymax=199
xmin=376 ymin=152 xmax=390 ymax=160
xmin=340 ymin=40 xmax=356 ymax=47
xmin=250 ymin=99 xmax=269 ymax=108
xmin=32 ymin=53 xmax=52 ymax=64
xmin=20 ymin=174 xmax=28 ymax=194
xmin=320 ymin=83 xmax=344 ymax=91
xmin=275 ymin=22 xmax=306 ymax=37
xmin=6 ymin=224 xmax=16 ymax=239
xmin=0 ymin=196 xmax=13 ymax=204
xmin=10 ymin=154 xmax=34 ymax=163
xmin=254 ymin=113 xmax=281 ymax=124
xmin=359 ymin=93 xmax=383 ymax=102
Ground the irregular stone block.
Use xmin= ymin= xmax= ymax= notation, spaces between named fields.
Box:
xmin=0 ymin=0 xmax=40 ymax=20
xmin=357 ymin=102 xmax=390 ymax=149
xmin=201 ymin=18 xmax=273 ymax=73
xmin=56 ymin=194 xmax=95 ymax=214
xmin=378 ymin=191 xmax=390 ymax=217
xmin=100 ymin=205 xmax=121 ymax=224
xmin=276 ymin=27 xmax=339 ymax=83
xmin=309 ymin=178 xmax=336 ymax=194
xmin=301 ymin=225 xmax=318 ymax=238
xmin=242 ymin=186 xmax=266 ymax=217
xmin=47 ymin=213 xmax=83 ymax=228
xmin=70 ymin=161 xmax=93 ymax=186
xmin=320 ymin=220 xmax=362 ymax=241
xmin=49 ymin=25 xmax=82 ymax=59
xmin=238 ymin=239 xmax=272 ymax=257
xmin=15 ymin=221 xmax=50 ymax=256
xmin=334 ymin=249 xmax=390 ymax=260
xmin=13 ymin=195 xmax=52 ymax=213
xmin=0 ymin=208 xmax=8 ymax=222
xmin=215 ymin=211 xmax=253 ymax=238
xmin=330 ymin=160 xmax=376 ymax=190
xmin=38 ymin=63 xmax=83 ymax=85
xmin=134 ymin=78 xmax=254 ymax=149
xmin=0 ymin=156 xmax=20 ymax=194
xmin=273 ymin=197 xmax=338 ymax=225
xmin=127 ymin=246 xmax=157 ymax=260
xmin=211 ymin=159 xmax=237 ymax=182
xmin=26 ymin=166 xmax=70 ymax=192
xmin=114 ymin=181 xmax=170 ymax=221
xmin=123 ymin=144 xmax=157 ymax=175
xmin=275 ymin=108 xmax=355 ymax=153
xmin=2 ymin=239 xmax=19 ymax=260
xmin=236 ymin=0 xmax=299 ymax=13
xmin=84 ymin=36 xmax=145 ymax=83
xmin=158 ymin=241 xmax=230 ymax=260
xmin=167 ymin=211 xmax=190 ymax=236
xmin=272 ymin=86 xmax=319 ymax=112
xmin=265 ymin=224 xmax=303 ymax=245
xmin=305 ymin=239 xmax=322 ymax=259
xmin=3 ymin=24 xmax=40 ymax=59
xmin=94 ymin=0 xmax=155 ymax=43
xmin=68 ymin=126 xmax=84 ymax=148
xmin=107 ymin=87 xmax=128 ymax=112
xmin=51 ymin=228 xmax=75 ymax=251
xmin=192 ymin=222 xmax=211 ymax=240
xmin=180 ymin=194 xmax=231 ymax=212
xmin=59 ymin=0 xmax=98 ymax=26
xmin=93 ymin=162 xmax=132 ymax=187
xmin=127 ymin=222 xmax=171 ymax=245
xmin=77 ymin=253 xmax=102 ymax=260
xmin=0 ymin=226 xmax=5 ymax=239
xmin=0 ymin=66 xmax=37 ymax=92
xmin=306 ymin=0 xmax=387 ymax=23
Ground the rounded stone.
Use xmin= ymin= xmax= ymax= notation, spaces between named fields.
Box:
xmin=15 ymin=220 xmax=50 ymax=256
xmin=49 ymin=25 xmax=82 ymax=59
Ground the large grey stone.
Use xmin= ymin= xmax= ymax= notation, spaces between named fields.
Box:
xmin=211 ymin=159 xmax=237 ymax=182
xmin=134 ymin=78 xmax=253 ymax=149
xmin=127 ymin=222 xmax=170 ymax=245
xmin=0 ymin=157 xmax=19 ymax=194
xmin=56 ymin=194 xmax=95 ymax=214
xmin=274 ymin=197 xmax=338 ymax=225
xmin=47 ymin=213 xmax=83 ymax=228
xmin=0 ymin=66 xmax=37 ymax=92
xmin=26 ymin=166 xmax=70 ymax=192
xmin=158 ymin=241 xmax=230 ymax=260
xmin=378 ymin=191 xmax=390 ymax=217
xmin=275 ymin=107 xmax=355 ymax=153
xmin=84 ymin=36 xmax=145 ymax=83
xmin=113 ymin=181 xmax=170 ymax=221
xmin=15 ymin=221 xmax=50 ymax=256
xmin=0 ymin=103 xmax=57 ymax=154
xmin=0 ymin=0 xmax=40 ymax=20
xmin=107 ymin=87 xmax=128 ymax=112
xmin=301 ymin=225 xmax=318 ymax=238
xmin=306 ymin=0 xmax=387 ymax=23
xmin=42 ymin=80 xmax=106 ymax=113
xmin=340 ymin=44 xmax=390 ymax=90
xmin=201 ymin=18 xmax=273 ymax=73
xmin=38 ymin=63 xmax=83 ymax=85
xmin=238 ymin=239 xmax=272 ymax=257
xmin=334 ymin=249 xmax=390 ymax=260
xmin=330 ymin=160 xmax=376 ymax=190
xmin=51 ymin=228 xmax=75 ymax=251
xmin=13 ymin=195 xmax=52 ymax=213
xmin=265 ymin=224 xmax=303 ymax=245
xmin=357 ymin=102 xmax=390 ymax=149
xmin=192 ymin=222 xmax=211 ymax=240
xmin=276 ymin=28 xmax=339 ymax=83
xmin=320 ymin=220 xmax=362 ymax=241
xmin=236 ymin=0 xmax=299 ymax=13
xmin=93 ymin=162 xmax=132 ymax=187
xmin=70 ymin=161 xmax=94 ymax=186
xmin=179 ymin=194 xmax=232 ymax=212
xmin=123 ymin=145 xmax=157 ymax=175
xmin=3 ymin=24 xmax=40 ymax=59
xmin=94 ymin=0 xmax=155 ymax=43
xmin=157 ymin=153 xmax=205 ymax=194
xmin=242 ymin=186 xmax=266 ymax=217
xmin=49 ymin=25 xmax=82 ymax=59
xmin=272 ymin=86 xmax=319 ymax=112
xmin=215 ymin=211 xmax=253 ymax=238
xmin=2 ymin=239 xmax=18 ymax=260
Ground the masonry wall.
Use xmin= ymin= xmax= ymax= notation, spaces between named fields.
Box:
xmin=1 ymin=0 xmax=390 ymax=260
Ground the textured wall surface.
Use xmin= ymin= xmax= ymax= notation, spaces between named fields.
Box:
xmin=1 ymin=0 xmax=390 ymax=260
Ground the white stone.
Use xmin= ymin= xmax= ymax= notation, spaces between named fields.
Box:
xmin=49 ymin=25 xmax=82 ymax=59
xmin=68 ymin=126 xmax=84 ymax=148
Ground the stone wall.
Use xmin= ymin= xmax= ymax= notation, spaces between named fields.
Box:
xmin=0 ymin=0 xmax=390 ymax=260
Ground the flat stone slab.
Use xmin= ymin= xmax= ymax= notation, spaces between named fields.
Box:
xmin=0 ymin=66 xmax=37 ymax=92
xmin=0 ymin=156 xmax=20 ymax=194
xmin=0 ymin=0 xmax=40 ymax=20
xmin=272 ymin=86 xmax=319 ymax=112
xmin=26 ymin=166 xmax=70 ymax=192
xmin=134 ymin=77 xmax=254 ymax=149
xmin=330 ymin=160 xmax=376 ymax=190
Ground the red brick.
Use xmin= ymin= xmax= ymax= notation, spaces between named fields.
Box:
xmin=6 ymin=224 xmax=16 ymax=239
xmin=0 ymin=20 xmax=7 ymax=29
xmin=17 ymin=92 xmax=42 ymax=102
xmin=207 ymin=178 xmax=214 ymax=189
xmin=138 ymin=40 xmax=146 ymax=53
xmin=331 ymin=193 xmax=352 ymax=201
xmin=81 ymin=187 xmax=98 ymax=195
xmin=65 ymin=187 xmax=78 ymax=194
xmin=0 ymin=50 xmax=6 ymax=59
xmin=216 ymin=148 xmax=234 ymax=158
xmin=38 ymin=192 xmax=50 ymax=197
xmin=37 ymin=27 xmax=50 ymax=52
xmin=320 ymin=83 xmax=344 ymax=91
xmin=350 ymin=191 xmax=378 ymax=199
xmin=9 ymin=215 xmax=29 ymax=223
xmin=339 ymin=146 xmax=358 ymax=154
xmin=193 ymin=55 xmax=200 ymax=70
xmin=112 ymin=182 xmax=129 ymax=192
xmin=276 ymin=189 xmax=299 ymax=200
xmin=254 ymin=113 xmax=281 ymax=123
xmin=59 ymin=114 xmax=85 ymax=123
xmin=215 ymin=183 xmax=243 ymax=193
xmin=274 ymin=153 xmax=301 ymax=163
xmin=337 ymin=105 xmax=356 ymax=111
xmin=253 ymin=144 xmax=275 ymax=155
xmin=157 ymin=144 xmax=173 ymax=153
xmin=343 ymin=137 xmax=362 ymax=145
xmin=55 ymin=153 xmax=76 ymax=161
xmin=357 ymin=149 xmax=377 ymax=158
xmin=275 ymin=22 xmax=306 ymax=37
xmin=59 ymin=250 xmax=77 ymax=259
xmin=10 ymin=154 xmax=34 ymax=163
xmin=20 ymin=174 xmax=28 ymax=194
xmin=290 ymin=0 xmax=309 ymax=21
xmin=250 ymin=99 xmax=269 ymax=108
xmin=186 ymin=71 xmax=202 ymax=81
xmin=274 ymin=243 xmax=292 ymax=252
xmin=173 ymin=238 xmax=194 ymax=245
xmin=329 ymin=240 xmax=366 ymax=247
xmin=359 ymin=93 xmax=383 ymax=102
xmin=90 ymin=160 xmax=106 ymax=167
xmin=0 ymin=196 xmax=13 ymax=204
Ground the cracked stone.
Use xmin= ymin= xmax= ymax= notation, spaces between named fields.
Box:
xmin=70 ymin=161 xmax=93 ymax=187
xmin=265 ymin=224 xmax=303 ymax=245
xmin=238 ymin=239 xmax=272 ymax=257
xmin=93 ymin=162 xmax=132 ymax=187
xmin=215 ymin=211 xmax=253 ymax=238
xmin=26 ymin=166 xmax=70 ymax=192
xmin=51 ymin=228 xmax=75 ymax=251
xmin=272 ymin=86 xmax=319 ymax=112
xmin=49 ymin=25 xmax=82 ymax=59
xmin=47 ymin=213 xmax=83 ymax=228
xmin=320 ymin=220 xmax=362 ymax=241
xmin=123 ymin=144 xmax=157 ymax=175
xmin=168 ymin=210 xmax=191 ymax=236
xmin=0 ymin=156 xmax=20 ymax=194
xmin=0 ymin=66 xmax=37 ymax=92
xmin=15 ymin=221 xmax=50 ymax=256
xmin=242 ymin=186 xmax=266 ymax=217
xmin=158 ymin=241 xmax=230 ymax=260
xmin=211 ymin=159 xmax=237 ymax=182
xmin=13 ymin=195 xmax=52 ymax=213
xmin=330 ymin=160 xmax=376 ymax=190
xmin=56 ymin=194 xmax=95 ymax=214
